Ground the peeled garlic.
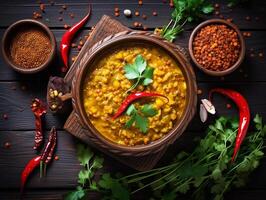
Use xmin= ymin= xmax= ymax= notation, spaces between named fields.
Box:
xmin=123 ymin=9 xmax=132 ymax=17
xmin=200 ymin=103 xmax=208 ymax=123
xmin=201 ymin=99 xmax=216 ymax=115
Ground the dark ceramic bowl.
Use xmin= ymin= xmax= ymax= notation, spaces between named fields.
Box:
xmin=189 ymin=19 xmax=245 ymax=76
xmin=71 ymin=31 xmax=198 ymax=157
xmin=2 ymin=19 xmax=56 ymax=74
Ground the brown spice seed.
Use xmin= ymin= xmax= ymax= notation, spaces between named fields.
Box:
xmin=214 ymin=3 xmax=220 ymax=8
xmin=54 ymin=155 xmax=59 ymax=160
xmin=215 ymin=11 xmax=220 ymax=15
xmin=62 ymin=5 xmax=67 ymax=10
xmin=139 ymin=0 xmax=143 ymax=5
xmin=64 ymin=24 xmax=69 ymax=29
xmin=77 ymin=45 xmax=82 ymax=51
xmin=226 ymin=103 xmax=232 ymax=109
xmin=79 ymin=40 xmax=84 ymax=46
xmin=152 ymin=11 xmax=157 ymax=16
xmin=259 ymin=52 xmax=264 ymax=57
xmin=40 ymin=3 xmax=45 ymax=12
xmin=3 ymin=114 xmax=8 ymax=120
xmin=135 ymin=11 xmax=140 ymax=16
xmin=197 ymin=89 xmax=203 ymax=95
xmin=245 ymin=16 xmax=251 ymax=21
xmin=10 ymin=30 xmax=51 ymax=69
xmin=133 ymin=22 xmax=139 ymax=27
xmin=115 ymin=12 xmax=120 ymax=17
xmin=114 ymin=7 xmax=119 ymax=12
xmin=4 ymin=142 xmax=11 ymax=149
xmin=142 ymin=14 xmax=147 ymax=20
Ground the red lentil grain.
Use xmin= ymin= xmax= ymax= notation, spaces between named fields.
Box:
xmin=142 ymin=14 xmax=147 ymax=20
xmin=138 ymin=0 xmax=143 ymax=5
xmin=135 ymin=11 xmax=140 ymax=16
xmin=226 ymin=103 xmax=232 ymax=109
xmin=64 ymin=24 xmax=69 ymax=29
xmin=152 ymin=11 xmax=157 ymax=16
xmin=115 ymin=12 xmax=120 ymax=17
xmin=114 ymin=7 xmax=119 ymax=12
xmin=4 ymin=142 xmax=11 ymax=149
xmin=197 ymin=89 xmax=203 ymax=95
xmin=245 ymin=16 xmax=251 ymax=21
xmin=214 ymin=3 xmax=220 ymax=8
xmin=259 ymin=52 xmax=264 ymax=57
xmin=3 ymin=113 xmax=8 ymax=120
xmin=54 ymin=155 xmax=59 ymax=160
xmin=40 ymin=3 xmax=45 ymax=12
xmin=192 ymin=24 xmax=241 ymax=72
xmin=133 ymin=22 xmax=139 ymax=27
xmin=215 ymin=11 xmax=220 ymax=15
xmin=62 ymin=5 xmax=67 ymax=10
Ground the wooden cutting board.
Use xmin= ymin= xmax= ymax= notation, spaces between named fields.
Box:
xmin=64 ymin=15 xmax=172 ymax=171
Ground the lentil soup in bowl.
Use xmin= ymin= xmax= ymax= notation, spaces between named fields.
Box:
xmin=72 ymin=31 xmax=197 ymax=156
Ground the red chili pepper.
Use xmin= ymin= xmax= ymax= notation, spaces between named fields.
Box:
xmin=112 ymin=92 xmax=168 ymax=120
xmin=60 ymin=5 xmax=91 ymax=70
xmin=21 ymin=156 xmax=41 ymax=194
xmin=40 ymin=127 xmax=57 ymax=178
xmin=31 ymin=98 xmax=47 ymax=150
xmin=209 ymin=88 xmax=250 ymax=162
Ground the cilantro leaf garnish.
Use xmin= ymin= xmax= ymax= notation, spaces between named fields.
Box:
xmin=124 ymin=55 xmax=154 ymax=92
xmin=141 ymin=104 xmax=158 ymax=117
xmin=124 ymin=104 xmax=157 ymax=134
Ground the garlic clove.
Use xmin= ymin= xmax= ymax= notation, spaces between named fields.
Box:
xmin=201 ymin=99 xmax=216 ymax=115
xmin=200 ymin=103 xmax=208 ymax=123
xmin=123 ymin=9 xmax=132 ymax=17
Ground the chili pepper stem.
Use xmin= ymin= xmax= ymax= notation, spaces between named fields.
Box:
xmin=40 ymin=161 xmax=43 ymax=178
xmin=44 ymin=164 xmax=47 ymax=177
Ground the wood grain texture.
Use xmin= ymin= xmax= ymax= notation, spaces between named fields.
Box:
xmin=0 ymin=0 xmax=266 ymax=199
xmin=0 ymin=29 xmax=265 ymax=82
xmin=1 ymin=82 xmax=266 ymax=131
xmin=0 ymin=0 xmax=265 ymax=29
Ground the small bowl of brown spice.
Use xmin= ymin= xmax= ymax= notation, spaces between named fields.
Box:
xmin=189 ymin=19 xmax=245 ymax=76
xmin=2 ymin=19 xmax=56 ymax=74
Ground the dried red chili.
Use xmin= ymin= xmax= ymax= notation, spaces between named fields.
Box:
xmin=209 ymin=88 xmax=250 ymax=161
xmin=60 ymin=5 xmax=91 ymax=71
xmin=112 ymin=92 xmax=168 ymax=120
xmin=31 ymin=98 xmax=47 ymax=150
xmin=40 ymin=127 xmax=57 ymax=177
xmin=21 ymin=155 xmax=41 ymax=194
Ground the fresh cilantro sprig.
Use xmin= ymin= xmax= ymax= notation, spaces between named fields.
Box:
xmin=124 ymin=55 xmax=154 ymax=93
xmin=121 ymin=115 xmax=266 ymax=199
xmin=160 ymin=0 xmax=214 ymax=42
xmin=64 ymin=144 xmax=104 ymax=200
xmin=125 ymin=104 xmax=158 ymax=133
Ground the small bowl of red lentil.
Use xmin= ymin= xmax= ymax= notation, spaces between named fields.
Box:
xmin=189 ymin=19 xmax=245 ymax=76
xmin=2 ymin=19 xmax=56 ymax=74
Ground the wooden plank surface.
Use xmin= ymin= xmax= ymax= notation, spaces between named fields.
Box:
xmin=0 ymin=0 xmax=266 ymax=199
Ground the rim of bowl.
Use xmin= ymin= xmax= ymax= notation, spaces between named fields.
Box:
xmin=1 ymin=19 xmax=56 ymax=74
xmin=188 ymin=19 xmax=245 ymax=76
xmin=73 ymin=32 xmax=197 ymax=155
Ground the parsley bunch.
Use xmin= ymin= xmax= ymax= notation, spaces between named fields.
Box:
xmin=121 ymin=115 xmax=266 ymax=200
xmin=124 ymin=55 xmax=154 ymax=93
xmin=160 ymin=0 xmax=214 ymax=42
xmin=125 ymin=104 xmax=158 ymax=133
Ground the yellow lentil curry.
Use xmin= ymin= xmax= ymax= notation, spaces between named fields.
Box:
xmin=82 ymin=45 xmax=187 ymax=146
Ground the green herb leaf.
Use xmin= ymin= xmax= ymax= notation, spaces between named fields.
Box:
xmin=135 ymin=114 xmax=148 ymax=133
xmin=141 ymin=104 xmax=158 ymax=117
xmin=77 ymin=144 xmax=93 ymax=167
xmin=64 ymin=186 xmax=86 ymax=200
xmin=99 ymin=173 xmax=130 ymax=200
xmin=135 ymin=54 xmax=147 ymax=74
xmin=124 ymin=64 xmax=139 ymax=80
xmin=78 ymin=169 xmax=91 ymax=186
xmin=126 ymin=104 xmax=137 ymax=116
xmin=202 ymin=4 xmax=214 ymax=14
xmin=123 ymin=55 xmax=154 ymax=92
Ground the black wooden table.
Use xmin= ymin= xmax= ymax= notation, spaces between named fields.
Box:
xmin=0 ymin=0 xmax=266 ymax=199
